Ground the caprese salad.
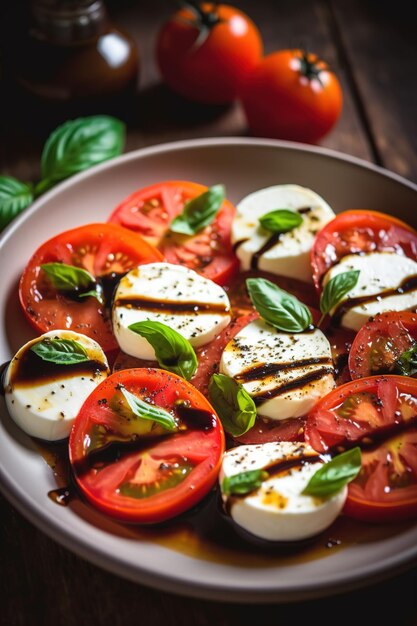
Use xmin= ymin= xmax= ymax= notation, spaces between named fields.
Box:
xmin=2 ymin=180 xmax=417 ymax=548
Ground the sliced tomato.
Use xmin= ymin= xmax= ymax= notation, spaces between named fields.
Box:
xmin=344 ymin=428 xmax=417 ymax=522
xmin=69 ymin=368 xmax=225 ymax=523
xmin=311 ymin=210 xmax=417 ymax=288
xmin=19 ymin=223 xmax=163 ymax=353
xmin=305 ymin=375 xmax=417 ymax=521
xmin=107 ymin=180 xmax=239 ymax=285
xmin=349 ymin=312 xmax=417 ymax=380
xmin=235 ymin=416 xmax=306 ymax=445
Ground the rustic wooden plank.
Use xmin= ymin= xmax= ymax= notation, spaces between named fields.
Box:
xmin=113 ymin=0 xmax=373 ymax=160
xmin=330 ymin=0 xmax=417 ymax=182
xmin=2 ymin=492 xmax=417 ymax=625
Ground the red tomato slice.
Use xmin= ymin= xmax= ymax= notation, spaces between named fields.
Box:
xmin=107 ymin=180 xmax=239 ymax=285
xmin=305 ymin=375 xmax=417 ymax=521
xmin=19 ymin=223 xmax=163 ymax=354
xmin=235 ymin=416 xmax=306 ymax=445
xmin=311 ymin=210 xmax=417 ymax=288
xmin=349 ymin=312 xmax=417 ymax=380
xmin=69 ymin=368 xmax=225 ymax=523
xmin=344 ymin=428 xmax=417 ymax=522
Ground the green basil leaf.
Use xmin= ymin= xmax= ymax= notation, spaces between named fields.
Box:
xmin=41 ymin=262 xmax=96 ymax=293
xmin=170 ymin=184 xmax=225 ymax=235
xmin=119 ymin=387 xmax=177 ymax=431
xmin=30 ymin=338 xmax=89 ymax=365
xmin=246 ymin=277 xmax=313 ymax=332
xmin=222 ymin=469 xmax=269 ymax=496
xmin=39 ymin=115 xmax=125 ymax=191
xmin=320 ymin=270 xmax=360 ymax=319
xmin=302 ymin=447 xmax=362 ymax=498
xmin=259 ymin=209 xmax=302 ymax=234
xmin=78 ymin=289 xmax=104 ymax=305
xmin=395 ymin=343 xmax=417 ymax=376
xmin=208 ymin=373 xmax=256 ymax=437
xmin=0 ymin=176 xmax=33 ymax=231
xmin=128 ymin=321 xmax=198 ymax=380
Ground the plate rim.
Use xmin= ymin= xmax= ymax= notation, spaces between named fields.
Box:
xmin=1 ymin=136 xmax=417 ymax=245
xmin=1 ymin=136 xmax=417 ymax=603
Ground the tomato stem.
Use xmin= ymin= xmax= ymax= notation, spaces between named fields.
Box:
xmin=317 ymin=312 xmax=326 ymax=328
xmin=180 ymin=1 xmax=221 ymax=29
xmin=298 ymin=51 xmax=324 ymax=86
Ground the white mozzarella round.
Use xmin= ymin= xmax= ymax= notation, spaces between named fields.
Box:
xmin=324 ymin=251 xmax=417 ymax=331
xmin=220 ymin=319 xmax=335 ymax=419
xmin=4 ymin=330 xmax=109 ymax=441
xmin=232 ymin=184 xmax=335 ymax=282
xmin=220 ymin=442 xmax=347 ymax=542
xmin=112 ymin=262 xmax=231 ymax=360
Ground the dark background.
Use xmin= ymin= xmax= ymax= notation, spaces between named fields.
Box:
xmin=1 ymin=1 xmax=417 ymax=625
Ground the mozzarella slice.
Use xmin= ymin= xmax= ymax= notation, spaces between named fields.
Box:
xmin=232 ymin=184 xmax=335 ymax=282
xmin=324 ymin=251 xmax=417 ymax=331
xmin=112 ymin=262 xmax=231 ymax=360
xmin=220 ymin=319 xmax=335 ymax=419
xmin=4 ymin=330 xmax=109 ymax=441
xmin=220 ymin=442 xmax=347 ymax=542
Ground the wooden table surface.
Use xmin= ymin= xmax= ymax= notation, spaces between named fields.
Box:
xmin=1 ymin=1 xmax=417 ymax=624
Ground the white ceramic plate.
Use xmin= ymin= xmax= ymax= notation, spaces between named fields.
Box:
xmin=1 ymin=138 xmax=417 ymax=603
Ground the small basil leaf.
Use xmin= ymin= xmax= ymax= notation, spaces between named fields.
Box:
xmin=395 ymin=344 xmax=417 ymax=376
xmin=246 ymin=278 xmax=313 ymax=332
xmin=170 ymin=184 xmax=225 ymax=235
xmin=30 ymin=338 xmax=89 ymax=365
xmin=128 ymin=321 xmax=198 ymax=380
xmin=119 ymin=387 xmax=177 ymax=431
xmin=302 ymin=447 xmax=362 ymax=498
xmin=320 ymin=270 xmax=360 ymax=319
xmin=40 ymin=115 xmax=125 ymax=188
xmin=222 ymin=469 xmax=269 ymax=496
xmin=0 ymin=176 xmax=33 ymax=231
xmin=78 ymin=288 xmax=104 ymax=305
xmin=259 ymin=209 xmax=303 ymax=234
xmin=41 ymin=262 xmax=96 ymax=293
xmin=209 ymin=373 xmax=256 ymax=437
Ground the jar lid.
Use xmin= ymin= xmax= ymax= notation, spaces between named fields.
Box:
xmin=31 ymin=0 xmax=107 ymax=44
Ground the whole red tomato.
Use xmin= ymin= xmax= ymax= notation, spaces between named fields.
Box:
xmin=241 ymin=49 xmax=343 ymax=143
xmin=156 ymin=3 xmax=263 ymax=104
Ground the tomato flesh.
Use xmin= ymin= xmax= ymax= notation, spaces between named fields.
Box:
xmin=349 ymin=312 xmax=417 ymax=380
xmin=69 ymin=368 xmax=225 ymax=523
xmin=311 ymin=210 xmax=417 ymax=288
xmin=107 ymin=180 xmax=239 ymax=285
xmin=19 ymin=223 xmax=163 ymax=354
xmin=306 ymin=375 xmax=417 ymax=521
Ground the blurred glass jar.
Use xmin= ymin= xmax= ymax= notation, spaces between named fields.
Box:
xmin=7 ymin=0 xmax=139 ymax=123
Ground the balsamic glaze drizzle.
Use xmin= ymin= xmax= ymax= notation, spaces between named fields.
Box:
xmin=114 ymin=297 xmax=230 ymax=315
